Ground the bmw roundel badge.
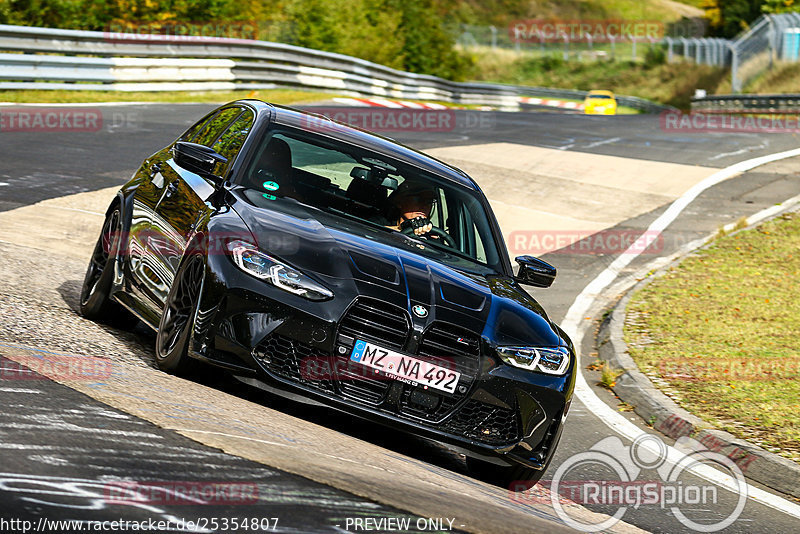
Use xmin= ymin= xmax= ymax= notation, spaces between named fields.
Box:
xmin=412 ymin=305 xmax=428 ymax=318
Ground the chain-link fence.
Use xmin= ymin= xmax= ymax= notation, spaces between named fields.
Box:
xmin=666 ymin=14 xmax=800 ymax=92
xmin=456 ymin=15 xmax=800 ymax=93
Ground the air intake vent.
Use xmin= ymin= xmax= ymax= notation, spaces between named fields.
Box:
xmin=254 ymin=334 xmax=335 ymax=393
xmin=441 ymin=399 xmax=521 ymax=445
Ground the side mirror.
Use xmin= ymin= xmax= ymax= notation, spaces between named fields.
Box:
xmin=173 ymin=142 xmax=228 ymax=187
xmin=514 ymin=256 xmax=557 ymax=288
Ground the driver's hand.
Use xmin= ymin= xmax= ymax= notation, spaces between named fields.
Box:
xmin=401 ymin=216 xmax=433 ymax=236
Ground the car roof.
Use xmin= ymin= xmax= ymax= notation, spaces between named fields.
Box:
xmin=235 ymin=99 xmax=480 ymax=191
xmin=586 ymin=90 xmax=615 ymax=97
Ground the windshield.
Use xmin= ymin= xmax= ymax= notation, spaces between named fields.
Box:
xmin=236 ymin=127 xmax=504 ymax=273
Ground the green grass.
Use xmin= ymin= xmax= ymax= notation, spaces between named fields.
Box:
xmin=494 ymin=0 xmax=702 ymax=21
xmin=742 ymin=62 xmax=800 ymax=94
xmin=0 ymin=89 xmax=339 ymax=105
xmin=625 ymin=211 xmax=800 ymax=462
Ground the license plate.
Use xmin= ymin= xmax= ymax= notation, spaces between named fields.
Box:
xmin=350 ymin=339 xmax=461 ymax=394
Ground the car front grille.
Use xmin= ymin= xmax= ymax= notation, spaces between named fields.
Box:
xmin=334 ymin=297 xmax=411 ymax=404
xmin=338 ymin=297 xmax=410 ymax=349
xmin=441 ymin=399 xmax=521 ymax=445
xmin=251 ymin=300 xmax=517 ymax=446
xmin=399 ymin=322 xmax=480 ymax=421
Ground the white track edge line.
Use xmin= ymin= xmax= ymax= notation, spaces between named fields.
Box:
xmin=562 ymin=147 xmax=800 ymax=519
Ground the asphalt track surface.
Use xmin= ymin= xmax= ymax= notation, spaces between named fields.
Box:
xmin=1 ymin=103 xmax=799 ymax=533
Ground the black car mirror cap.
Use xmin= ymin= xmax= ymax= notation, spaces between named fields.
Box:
xmin=173 ymin=141 xmax=228 ymax=187
xmin=514 ymin=255 xmax=557 ymax=288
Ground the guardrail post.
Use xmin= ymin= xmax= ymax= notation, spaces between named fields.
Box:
xmin=665 ymin=37 xmax=674 ymax=63
xmin=767 ymin=16 xmax=776 ymax=70
xmin=490 ymin=25 xmax=497 ymax=49
xmin=631 ymin=37 xmax=637 ymax=60
xmin=610 ymin=35 xmax=616 ymax=59
xmin=561 ymin=32 xmax=569 ymax=60
xmin=729 ymin=43 xmax=740 ymax=93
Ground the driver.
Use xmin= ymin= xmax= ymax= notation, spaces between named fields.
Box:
xmin=385 ymin=180 xmax=438 ymax=237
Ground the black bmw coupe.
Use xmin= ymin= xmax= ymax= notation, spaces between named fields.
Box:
xmin=80 ymin=100 xmax=575 ymax=486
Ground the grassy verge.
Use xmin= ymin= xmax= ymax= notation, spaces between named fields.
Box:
xmin=741 ymin=62 xmax=800 ymax=94
xmin=625 ymin=211 xmax=800 ymax=462
xmin=0 ymin=89 xmax=339 ymax=105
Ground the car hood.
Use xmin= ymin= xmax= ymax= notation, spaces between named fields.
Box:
xmin=231 ymin=193 xmax=564 ymax=347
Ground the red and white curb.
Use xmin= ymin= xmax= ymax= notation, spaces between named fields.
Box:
xmin=333 ymin=96 xmax=583 ymax=112
xmin=520 ymin=97 xmax=583 ymax=110
xmin=332 ymin=97 xmax=450 ymax=109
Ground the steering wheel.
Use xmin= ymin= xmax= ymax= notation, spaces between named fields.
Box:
xmin=401 ymin=225 xmax=456 ymax=248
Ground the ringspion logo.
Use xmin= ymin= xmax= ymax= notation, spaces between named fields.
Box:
xmin=510 ymin=435 xmax=747 ymax=532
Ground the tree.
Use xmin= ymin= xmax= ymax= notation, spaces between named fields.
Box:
xmin=762 ymin=0 xmax=800 ymax=14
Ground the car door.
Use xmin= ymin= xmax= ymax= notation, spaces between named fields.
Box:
xmin=127 ymin=111 xmax=219 ymax=317
xmin=146 ymin=107 xmax=255 ymax=307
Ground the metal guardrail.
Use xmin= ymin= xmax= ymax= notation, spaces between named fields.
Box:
xmin=0 ymin=24 xmax=672 ymax=113
xmin=691 ymin=94 xmax=800 ymax=113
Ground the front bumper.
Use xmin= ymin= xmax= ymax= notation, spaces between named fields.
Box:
xmin=191 ymin=251 xmax=574 ymax=470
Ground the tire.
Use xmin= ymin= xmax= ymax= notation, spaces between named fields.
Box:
xmin=155 ymin=252 xmax=205 ymax=373
xmin=80 ymin=207 xmax=133 ymax=325
xmin=466 ymin=455 xmax=550 ymax=491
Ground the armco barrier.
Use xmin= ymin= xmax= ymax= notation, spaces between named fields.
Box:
xmin=692 ymin=94 xmax=800 ymax=114
xmin=0 ymin=24 xmax=672 ymax=112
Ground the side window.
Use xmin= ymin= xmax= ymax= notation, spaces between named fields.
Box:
xmin=178 ymin=113 xmax=214 ymax=142
xmin=193 ymin=108 xmax=242 ymax=148
xmin=212 ymin=109 xmax=254 ymax=163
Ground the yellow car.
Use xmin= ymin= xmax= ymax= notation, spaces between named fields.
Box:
xmin=583 ymin=90 xmax=617 ymax=115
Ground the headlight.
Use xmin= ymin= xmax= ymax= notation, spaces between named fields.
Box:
xmin=226 ymin=240 xmax=333 ymax=301
xmin=496 ymin=346 xmax=570 ymax=375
